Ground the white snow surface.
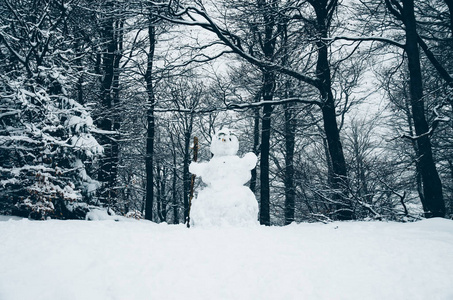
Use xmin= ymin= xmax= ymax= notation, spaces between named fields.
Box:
xmin=1 ymin=218 xmax=452 ymax=300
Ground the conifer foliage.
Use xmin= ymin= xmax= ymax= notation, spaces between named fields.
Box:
xmin=0 ymin=0 xmax=102 ymax=219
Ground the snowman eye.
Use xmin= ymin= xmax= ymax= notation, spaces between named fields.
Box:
xmin=229 ymin=138 xmax=231 ymax=141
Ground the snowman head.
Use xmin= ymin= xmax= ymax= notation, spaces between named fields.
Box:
xmin=210 ymin=128 xmax=239 ymax=157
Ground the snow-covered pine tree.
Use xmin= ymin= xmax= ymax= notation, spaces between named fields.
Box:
xmin=0 ymin=69 xmax=103 ymax=219
xmin=0 ymin=0 xmax=103 ymax=219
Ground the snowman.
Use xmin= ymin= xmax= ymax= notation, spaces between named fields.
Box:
xmin=189 ymin=128 xmax=259 ymax=227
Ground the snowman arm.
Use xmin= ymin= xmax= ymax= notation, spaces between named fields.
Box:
xmin=189 ymin=161 xmax=206 ymax=177
xmin=242 ymin=152 xmax=258 ymax=170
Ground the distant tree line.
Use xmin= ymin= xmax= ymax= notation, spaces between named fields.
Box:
xmin=0 ymin=0 xmax=452 ymax=223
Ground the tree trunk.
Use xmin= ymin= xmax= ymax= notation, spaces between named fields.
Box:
xmin=260 ymin=101 xmax=272 ymax=225
xmin=258 ymin=0 xmax=277 ymax=226
xmin=284 ymin=102 xmax=296 ymax=224
xmin=172 ymin=148 xmax=179 ymax=224
xmin=156 ymin=164 xmax=163 ymax=222
xmin=281 ymin=23 xmax=296 ymax=225
xmin=259 ymin=68 xmax=275 ymax=226
xmin=144 ymin=19 xmax=156 ymax=221
xmin=97 ymin=1 xmax=117 ymax=204
xmin=403 ymin=0 xmax=445 ymax=217
xmin=161 ymin=167 xmax=167 ymax=221
xmin=312 ymin=1 xmax=353 ymax=220
xmin=110 ymin=19 xmax=123 ymax=200
xmin=405 ymin=96 xmax=426 ymax=209
xmin=320 ymin=98 xmax=352 ymax=220
xmin=250 ymin=93 xmax=261 ymax=195
xmin=156 ymin=166 xmax=168 ymax=222
xmin=183 ymin=115 xmax=193 ymax=222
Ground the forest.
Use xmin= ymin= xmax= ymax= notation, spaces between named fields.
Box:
xmin=1 ymin=0 xmax=452 ymax=225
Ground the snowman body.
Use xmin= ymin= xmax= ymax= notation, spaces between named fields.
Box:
xmin=189 ymin=129 xmax=259 ymax=227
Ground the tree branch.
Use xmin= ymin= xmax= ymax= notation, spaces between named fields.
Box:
xmin=399 ymin=104 xmax=450 ymax=141
xmin=327 ymin=35 xmax=405 ymax=49
xmin=417 ymin=35 xmax=453 ymax=88
xmin=158 ymin=5 xmax=321 ymax=88
xmin=153 ymin=97 xmax=321 ymax=114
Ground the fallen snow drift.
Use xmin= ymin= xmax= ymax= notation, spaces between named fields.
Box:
xmin=1 ymin=218 xmax=452 ymax=300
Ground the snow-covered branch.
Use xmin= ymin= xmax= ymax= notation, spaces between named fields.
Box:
xmin=399 ymin=104 xmax=450 ymax=141
xmin=326 ymin=36 xmax=405 ymax=49
xmin=153 ymin=97 xmax=320 ymax=114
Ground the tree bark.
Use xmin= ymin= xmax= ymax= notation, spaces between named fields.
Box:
xmin=183 ymin=115 xmax=193 ymax=222
xmin=172 ymin=147 xmax=179 ymax=224
xmin=258 ymin=0 xmax=277 ymax=226
xmin=156 ymin=163 xmax=163 ymax=222
xmin=250 ymin=92 xmax=261 ymax=195
xmin=284 ymin=102 xmax=296 ymax=224
xmin=260 ymin=101 xmax=272 ymax=226
xmin=144 ymin=18 xmax=156 ymax=221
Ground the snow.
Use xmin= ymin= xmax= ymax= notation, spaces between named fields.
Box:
xmin=66 ymin=115 xmax=94 ymax=132
xmin=85 ymin=207 xmax=127 ymax=221
xmin=70 ymin=133 xmax=104 ymax=157
xmin=209 ymin=128 xmax=240 ymax=156
xmin=0 ymin=178 xmax=18 ymax=187
xmin=0 ymin=218 xmax=452 ymax=300
xmin=189 ymin=129 xmax=258 ymax=227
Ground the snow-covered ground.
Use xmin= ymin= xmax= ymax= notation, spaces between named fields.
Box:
xmin=1 ymin=217 xmax=452 ymax=300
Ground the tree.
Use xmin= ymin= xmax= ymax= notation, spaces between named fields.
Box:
xmin=0 ymin=0 xmax=102 ymax=219
xmin=384 ymin=0 xmax=446 ymax=217
xmin=144 ymin=5 xmax=158 ymax=221
xmin=244 ymin=0 xmax=279 ymax=225
xmin=341 ymin=0 xmax=449 ymax=218
xmin=95 ymin=0 xmax=125 ymax=207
